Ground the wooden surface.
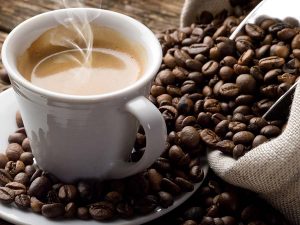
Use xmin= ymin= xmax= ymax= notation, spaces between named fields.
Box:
xmin=0 ymin=0 xmax=183 ymax=224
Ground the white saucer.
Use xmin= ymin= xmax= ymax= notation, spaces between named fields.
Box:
xmin=0 ymin=88 xmax=208 ymax=225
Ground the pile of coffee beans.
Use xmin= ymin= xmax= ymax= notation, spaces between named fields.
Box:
xmin=0 ymin=1 xmax=293 ymax=224
xmin=147 ymin=172 xmax=288 ymax=225
xmin=152 ymin=15 xmax=299 ymax=159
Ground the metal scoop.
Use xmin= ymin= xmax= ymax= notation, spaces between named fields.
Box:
xmin=229 ymin=0 xmax=300 ymax=120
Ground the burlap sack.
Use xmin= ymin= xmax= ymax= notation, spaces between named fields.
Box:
xmin=181 ymin=0 xmax=300 ymax=224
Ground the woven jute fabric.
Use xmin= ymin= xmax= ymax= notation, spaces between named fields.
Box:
xmin=208 ymin=83 xmax=300 ymax=225
xmin=180 ymin=0 xmax=232 ymax=27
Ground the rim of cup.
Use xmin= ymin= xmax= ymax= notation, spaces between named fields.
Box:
xmin=1 ymin=8 xmax=162 ymax=103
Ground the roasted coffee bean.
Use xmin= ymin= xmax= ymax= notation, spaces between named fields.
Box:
xmin=0 ymin=154 xmax=8 ymax=169
xmin=15 ymin=194 xmax=30 ymax=209
xmin=21 ymin=138 xmax=31 ymax=152
xmin=157 ymin=191 xmax=173 ymax=208
xmin=134 ymin=195 xmax=158 ymax=214
xmin=183 ymin=207 xmax=204 ymax=221
xmin=5 ymin=182 xmax=26 ymax=196
xmin=215 ymin=120 xmax=229 ymax=136
xmin=245 ymin=24 xmax=264 ymax=39
xmin=219 ymin=83 xmax=240 ymax=97
xmin=64 ymin=202 xmax=77 ymax=218
xmin=105 ymin=191 xmax=122 ymax=205
xmin=24 ymin=165 xmax=36 ymax=178
xmin=77 ymin=206 xmax=90 ymax=220
xmin=89 ymin=201 xmax=114 ymax=220
xmin=259 ymin=56 xmax=285 ymax=70
xmin=233 ymin=144 xmax=246 ymax=159
xmin=260 ymin=125 xmax=281 ymax=137
xmin=58 ymin=184 xmax=77 ymax=202
xmin=0 ymin=187 xmax=15 ymax=204
xmin=177 ymin=96 xmax=194 ymax=115
xmin=30 ymin=168 xmax=43 ymax=183
xmin=292 ymin=34 xmax=300 ymax=49
xmin=187 ymin=43 xmax=210 ymax=55
xmin=115 ymin=202 xmax=133 ymax=218
xmin=157 ymin=94 xmax=172 ymax=106
xmin=0 ymin=169 xmax=13 ymax=186
xmin=14 ymin=172 xmax=29 ymax=185
xmin=197 ymin=112 xmax=212 ymax=127
xmin=148 ymin=168 xmax=163 ymax=192
xmin=236 ymin=74 xmax=256 ymax=94
xmin=252 ymin=135 xmax=268 ymax=148
xmin=202 ymin=60 xmax=219 ymax=77
xmin=180 ymin=126 xmax=200 ymax=148
xmin=8 ymin=133 xmax=26 ymax=145
xmin=169 ymin=145 xmax=185 ymax=163
xmin=233 ymin=131 xmax=255 ymax=145
xmin=157 ymin=69 xmax=176 ymax=85
xmin=175 ymin=177 xmax=194 ymax=192
xmin=6 ymin=143 xmax=24 ymax=161
xmin=190 ymin=165 xmax=204 ymax=182
xmin=19 ymin=152 xmax=34 ymax=165
xmin=5 ymin=160 xmax=25 ymax=177
xmin=153 ymin=157 xmax=171 ymax=172
xmin=204 ymin=99 xmax=221 ymax=113
xmin=200 ymin=129 xmax=220 ymax=147
xmin=216 ymin=140 xmax=235 ymax=154
xmin=161 ymin=178 xmax=181 ymax=195
xmin=229 ymin=121 xmax=247 ymax=133
xmin=248 ymin=117 xmax=268 ymax=133
xmin=42 ymin=203 xmax=65 ymax=218
xmin=235 ymin=95 xmax=254 ymax=105
xmin=28 ymin=176 xmax=51 ymax=199
xmin=16 ymin=111 xmax=24 ymax=128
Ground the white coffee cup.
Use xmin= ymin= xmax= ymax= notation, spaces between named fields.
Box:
xmin=2 ymin=8 xmax=166 ymax=182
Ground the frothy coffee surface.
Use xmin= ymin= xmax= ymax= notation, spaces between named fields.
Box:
xmin=18 ymin=25 xmax=145 ymax=95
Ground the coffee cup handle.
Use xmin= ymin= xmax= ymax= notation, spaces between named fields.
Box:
xmin=108 ymin=96 xmax=167 ymax=179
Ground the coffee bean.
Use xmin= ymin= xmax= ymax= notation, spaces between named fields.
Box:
xmin=8 ymin=133 xmax=26 ymax=145
xmin=30 ymin=197 xmax=44 ymax=213
xmin=28 ymin=176 xmax=51 ymax=199
xmin=148 ymin=168 xmax=163 ymax=192
xmin=157 ymin=69 xmax=176 ymax=85
xmin=14 ymin=172 xmax=29 ymax=185
xmin=228 ymin=121 xmax=247 ymax=133
xmin=58 ymin=184 xmax=77 ymax=202
xmin=113 ymin=202 xmax=133 ymax=219
xmin=77 ymin=206 xmax=90 ymax=220
xmin=16 ymin=111 xmax=24 ymax=128
xmin=0 ymin=169 xmax=13 ymax=186
xmin=219 ymin=83 xmax=240 ymax=98
xmin=21 ymin=138 xmax=31 ymax=152
xmin=190 ymin=165 xmax=204 ymax=182
xmin=259 ymin=56 xmax=285 ymax=70
xmin=6 ymin=143 xmax=24 ymax=161
xmin=183 ymin=207 xmax=204 ymax=221
xmin=232 ymin=144 xmax=246 ymax=159
xmin=168 ymin=145 xmax=185 ymax=163
xmin=0 ymin=187 xmax=15 ymax=204
xmin=158 ymin=191 xmax=174 ymax=208
xmin=105 ymin=191 xmax=122 ymax=205
xmin=175 ymin=177 xmax=194 ymax=192
xmin=15 ymin=194 xmax=30 ymax=209
xmin=291 ymin=34 xmax=300 ymax=49
xmin=187 ymin=43 xmax=210 ymax=55
xmin=245 ymin=24 xmax=264 ymax=39
xmin=177 ymin=96 xmax=194 ymax=115
xmin=236 ymin=74 xmax=256 ymax=94
xmin=5 ymin=182 xmax=26 ymax=195
xmin=216 ymin=140 xmax=235 ymax=154
xmin=134 ymin=195 xmax=158 ymax=214
xmin=233 ymin=131 xmax=255 ymax=145
xmin=0 ymin=154 xmax=8 ymax=169
xmin=5 ymin=160 xmax=25 ymax=177
xmin=161 ymin=178 xmax=181 ymax=195
xmin=252 ymin=135 xmax=268 ymax=148
xmin=42 ymin=203 xmax=65 ymax=218
xmin=200 ymin=129 xmax=220 ymax=148
xmin=153 ymin=157 xmax=171 ymax=172
xmin=204 ymin=99 xmax=221 ymax=113
xmin=202 ymin=60 xmax=219 ymax=77
xmin=19 ymin=152 xmax=34 ymax=165
xmin=180 ymin=126 xmax=200 ymax=148
xmin=260 ymin=125 xmax=281 ymax=137
xmin=217 ymin=192 xmax=239 ymax=213
xmin=64 ymin=202 xmax=77 ymax=218
xmin=24 ymin=165 xmax=36 ymax=178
